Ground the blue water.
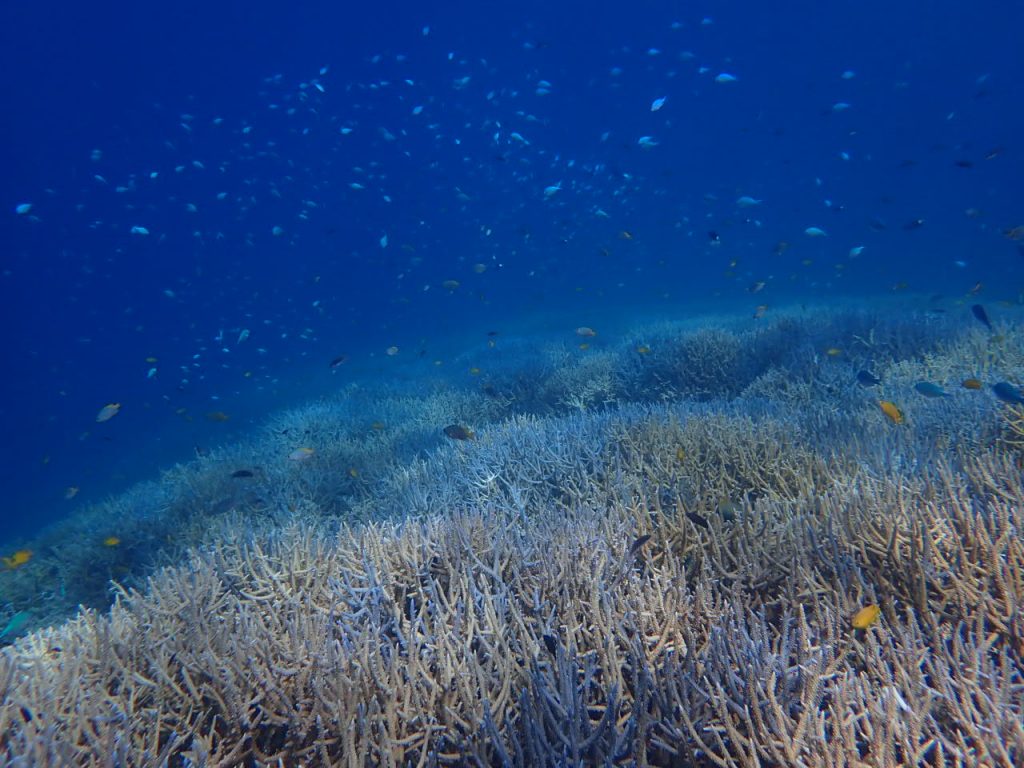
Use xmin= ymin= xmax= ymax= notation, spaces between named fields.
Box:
xmin=1 ymin=0 xmax=1021 ymax=542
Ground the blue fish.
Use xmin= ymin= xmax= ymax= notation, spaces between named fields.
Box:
xmin=971 ymin=304 xmax=992 ymax=331
xmin=992 ymin=382 xmax=1024 ymax=405
xmin=914 ymin=381 xmax=950 ymax=398
xmin=856 ymin=370 xmax=881 ymax=387
xmin=0 ymin=611 xmax=30 ymax=640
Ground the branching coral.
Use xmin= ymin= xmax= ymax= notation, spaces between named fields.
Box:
xmin=3 ymin=447 xmax=1023 ymax=766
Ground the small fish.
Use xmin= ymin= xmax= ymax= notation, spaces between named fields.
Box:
xmin=64 ymin=486 xmax=80 ymax=500
xmin=443 ymin=424 xmax=475 ymax=441
xmin=914 ymin=381 xmax=950 ymax=398
xmin=650 ymin=96 xmax=667 ymax=112
xmin=95 ymin=403 xmax=121 ymax=423
xmin=103 ymin=536 xmax=121 ymax=547
xmin=879 ymin=401 xmax=904 ymax=424
xmin=329 ymin=354 xmax=348 ymax=368
xmin=542 ymin=633 xmax=558 ymax=655
xmin=636 ymin=345 xmax=651 ymax=355
xmin=992 ymin=382 xmax=1024 ymax=405
xmin=825 ymin=347 xmax=844 ymax=358
xmin=716 ymin=498 xmax=739 ymax=522
xmin=856 ymin=370 xmax=882 ymax=387
xmin=752 ymin=304 xmax=768 ymax=319
xmin=970 ymin=304 xmax=992 ymax=331
xmin=385 ymin=346 xmax=399 ymax=356
xmin=852 ymin=604 xmax=881 ymax=630
xmin=0 ymin=611 xmax=30 ymax=640
xmin=736 ymin=196 xmax=762 ymax=207
xmin=714 ymin=73 xmax=738 ymax=83
xmin=289 ymin=447 xmax=315 ymax=461
xmin=575 ymin=326 xmax=597 ymax=338
xmin=748 ymin=280 xmax=766 ymax=293
xmin=206 ymin=411 xmax=230 ymax=422
xmin=628 ymin=534 xmax=652 ymax=556
xmin=231 ymin=469 xmax=255 ymax=479
xmin=441 ymin=279 xmax=460 ymax=290
xmin=962 ymin=378 xmax=983 ymax=390
xmin=686 ymin=511 xmax=710 ymax=529
xmin=804 ymin=226 xmax=828 ymax=237
xmin=2 ymin=550 xmax=32 ymax=569
xmin=543 ymin=182 xmax=562 ymax=198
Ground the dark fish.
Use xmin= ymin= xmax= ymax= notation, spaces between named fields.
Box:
xmin=903 ymin=219 xmax=925 ymax=230
xmin=914 ymin=381 xmax=950 ymax=398
xmin=329 ymin=355 xmax=348 ymax=368
xmin=856 ymin=370 xmax=882 ymax=387
xmin=443 ymin=424 xmax=475 ymax=441
xmin=971 ymin=304 xmax=992 ymax=331
xmin=686 ymin=511 xmax=710 ymax=529
xmin=992 ymin=382 xmax=1024 ymax=405
xmin=708 ymin=230 xmax=721 ymax=244
xmin=628 ymin=534 xmax=652 ymax=557
xmin=231 ymin=469 xmax=255 ymax=479
xmin=542 ymin=633 xmax=558 ymax=656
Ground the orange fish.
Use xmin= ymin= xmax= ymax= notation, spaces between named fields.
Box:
xmin=962 ymin=378 xmax=983 ymax=390
xmin=852 ymin=604 xmax=881 ymax=629
xmin=879 ymin=401 xmax=904 ymax=424
xmin=95 ymin=403 xmax=121 ymax=423
xmin=2 ymin=550 xmax=32 ymax=569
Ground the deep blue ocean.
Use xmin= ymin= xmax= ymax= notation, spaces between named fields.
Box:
xmin=1 ymin=0 xmax=1021 ymax=543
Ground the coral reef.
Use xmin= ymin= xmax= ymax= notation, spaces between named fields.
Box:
xmin=1 ymin=303 xmax=1022 ymax=765
xmin=2 ymin=451 xmax=1021 ymax=765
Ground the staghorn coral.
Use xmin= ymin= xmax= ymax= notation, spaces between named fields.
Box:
xmin=2 ymin=303 xmax=1023 ymax=764
xmin=2 ymin=448 xmax=1023 ymax=766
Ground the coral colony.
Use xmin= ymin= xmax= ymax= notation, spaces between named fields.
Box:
xmin=1 ymin=305 xmax=1023 ymax=764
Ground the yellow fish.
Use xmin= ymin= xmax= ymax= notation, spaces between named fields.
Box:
xmin=3 ymin=550 xmax=33 ymax=569
xmin=879 ymin=401 xmax=904 ymax=424
xmin=95 ymin=403 xmax=121 ymax=423
xmin=636 ymin=345 xmax=651 ymax=355
xmin=103 ymin=537 xmax=121 ymax=547
xmin=852 ymin=604 xmax=881 ymax=629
